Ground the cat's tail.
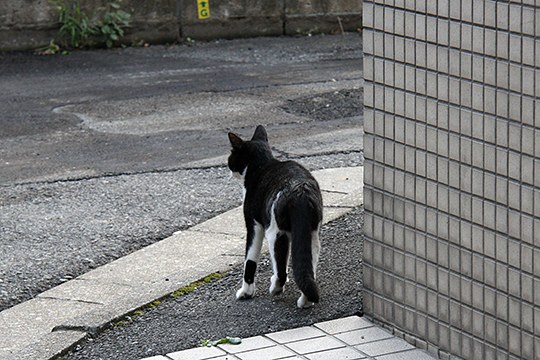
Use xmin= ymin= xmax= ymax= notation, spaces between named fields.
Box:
xmin=289 ymin=186 xmax=322 ymax=305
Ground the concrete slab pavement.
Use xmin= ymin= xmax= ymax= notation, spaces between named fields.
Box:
xmin=140 ymin=316 xmax=437 ymax=360
xmin=0 ymin=166 xmax=363 ymax=360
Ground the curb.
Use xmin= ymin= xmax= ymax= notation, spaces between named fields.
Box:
xmin=0 ymin=166 xmax=363 ymax=360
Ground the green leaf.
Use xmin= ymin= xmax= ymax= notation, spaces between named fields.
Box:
xmin=200 ymin=337 xmax=242 ymax=347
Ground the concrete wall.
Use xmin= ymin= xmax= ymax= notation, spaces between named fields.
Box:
xmin=0 ymin=0 xmax=361 ymax=51
xmin=0 ymin=0 xmax=57 ymax=51
xmin=363 ymin=1 xmax=540 ymax=359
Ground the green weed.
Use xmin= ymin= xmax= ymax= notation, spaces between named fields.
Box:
xmin=171 ymin=273 xmax=223 ymax=298
xmin=49 ymin=0 xmax=131 ymax=50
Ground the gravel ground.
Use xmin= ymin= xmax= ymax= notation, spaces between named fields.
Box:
xmin=65 ymin=206 xmax=364 ymax=360
xmin=0 ymin=151 xmax=362 ymax=312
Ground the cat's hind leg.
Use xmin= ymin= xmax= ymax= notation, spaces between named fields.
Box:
xmin=269 ymin=233 xmax=290 ymax=295
xmin=236 ymin=221 xmax=264 ymax=300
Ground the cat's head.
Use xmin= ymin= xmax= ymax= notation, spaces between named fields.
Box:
xmin=227 ymin=125 xmax=270 ymax=180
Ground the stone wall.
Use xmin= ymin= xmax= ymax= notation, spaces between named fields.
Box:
xmin=363 ymin=1 xmax=540 ymax=359
xmin=0 ymin=0 xmax=362 ymax=51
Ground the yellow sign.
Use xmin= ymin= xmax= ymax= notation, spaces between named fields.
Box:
xmin=197 ymin=0 xmax=210 ymax=19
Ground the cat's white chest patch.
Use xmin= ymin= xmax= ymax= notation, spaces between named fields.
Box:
xmin=231 ymin=168 xmax=246 ymax=181
xmin=231 ymin=167 xmax=247 ymax=202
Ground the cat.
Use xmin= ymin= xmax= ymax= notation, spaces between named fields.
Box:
xmin=227 ymin=125 xmax=323 ymax=308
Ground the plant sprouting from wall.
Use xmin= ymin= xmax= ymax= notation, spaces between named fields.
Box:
xmin=49 ymin=0 xmax=131 ymax=49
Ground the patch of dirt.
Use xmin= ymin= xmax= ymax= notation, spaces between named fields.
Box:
xmin=282 ymin=88 xmax=363 ymax=121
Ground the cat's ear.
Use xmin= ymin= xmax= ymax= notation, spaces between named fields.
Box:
xmin=251 ymin=125 xmax=268 ymax=142
xmin=228 ymin=132 xmax=244 ymax=149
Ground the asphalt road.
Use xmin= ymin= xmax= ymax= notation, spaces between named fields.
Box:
xmin=0 ymin=33 xmax=363 ymax=312
xmin=66 ymin=206 xmax=364 ymax=360
xmin=0 ymin=33 xmax=362 ymax=184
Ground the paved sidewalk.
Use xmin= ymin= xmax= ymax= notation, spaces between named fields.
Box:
xmin=141 ymin=316 xmax=437 ymax=360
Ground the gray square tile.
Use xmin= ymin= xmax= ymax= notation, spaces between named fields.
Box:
xmin=471 ymin=83 xmax=484 ymax=112
xmin=485 ymin=315 xmax=497 ymax=345
xmin=531 ymin=158 xmax=540 ymax=187
xmin=509 ymin=34 xmax=521 ymax=63
xmin=523 ymin=37 xmax=535 ymax=67
xmin=521 ymin=245 xmax=534 ymax=274
xmin=306 ymin=347 xmax=366 ymax=360
xmin=522 ymin=7 xmax=535 ymax=36
xmin=497 ymin=31 xmax=510 ymax=59
xmin=426 ymin=16 xmax=437 ymax=43
xmin=438 ymin=0 xmax=449 ymax=17
xmin=508 ymin=93 xmax=532 ymax=123
xmin=362 ymin=2 xmax=373 ymax=29
xmin=373 ymin=4 xmax=384 ymax=31
xmin=355 ymin=338 xmax=415 ymax=357
xmin=416 ymin=314 xmax=428 ymax=339
xmin=335 ymin=327 xmax=394 ymax=346
xmin=496 ymin=2 xmax=509 ymax=30
xmin=374 ymin=32 xmax=384 ymax=57
xmin=416 ymin=96 xmax=427 ymax=123
xmin=449 ymin=272 xmax=460 ymax=301
xmin=509 ymin=64 xmax=521 ymax=93
xmin=393 ymin=9 xmax=405 ymax=36
xmin=376 ymin=349 xmax=436 ymax=360
xmin=404 ymin=38 xmax=415 ymax=65
xmin=236 ymin=345 xmax=296 ymax=360
xmin=437 ymin=18 xmax=449 ymax=46
xmin=497 ymin=92 xmax=511 ymax=123
xmin=285 ymin=336 xmax=345 ymax=355
xmin=450 ymin=20 xmax=461 ymax=48
xmin=508 ymin=3 xmax=522 ymax=33
xmin=461 ymin=23 xmax=473 ymax=51
xmin=496 ymin=293 xmax=509 ymax=322
xmin=522 ymin=67 xmax=535 ymax=96
xmin=404 ymin=255 xmax=416 ymax=283
xmin=484 ymin=0 xmax=496 ymax=27
xmin=521 ymin=215 xmax=540 ymax=246
xmin=266 ymin=327 xmax=325 ymax=344
xmin=218 ymin=336 xmax=275 ymax=353
xmin=394 ymin=36 xmax=405 ymax=63
xmin=471 ymin=55 xmax=484 ymax=83
xmin=437 ymin=74 xmax=449 ymax=102
xmin=404 ymin=11 xmax=416 ymax=38
xmin=314 ymin=317 xmax=374 ymax=334
xmin=363 ymin=30 xmax=374 ymax=57
xmin=415 ymin=14 xmax=427 ymax=41
xmin=168 ymin=346 xmax=227 ymax=360
xmin=484 ymin=86 xmax=496 ymax=115
xmin=484 ymin=29 xmax=497 ymax=57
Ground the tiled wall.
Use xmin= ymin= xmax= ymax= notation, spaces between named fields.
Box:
xmin=362 ymin=1 xmax=540 ymax=359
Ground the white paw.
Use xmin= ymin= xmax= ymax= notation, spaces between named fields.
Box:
xmin=236 ymin=281 xmax=255 ymax=299
xmin=269 ymin=274 xmax=285 ymax=295
xmin=297 ymin=294 xmax=314 ymax=309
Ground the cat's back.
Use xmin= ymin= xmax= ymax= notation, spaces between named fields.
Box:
xmin=261 ymin=160 xmax=317 ymax=188
xmin=250 ymin=160 xmax=322 ymax=211
xmin=262 ymin=160 xmax=322 ymax=228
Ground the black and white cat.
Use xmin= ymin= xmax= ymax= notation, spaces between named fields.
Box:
xmin=227 ymin=125 xmax=323 ymax=308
